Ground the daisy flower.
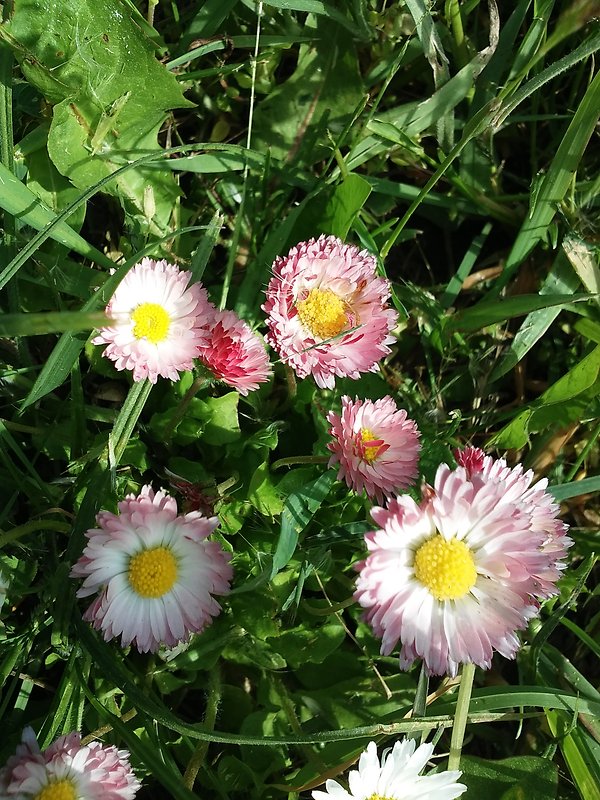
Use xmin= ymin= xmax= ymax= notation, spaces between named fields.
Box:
xmin=312 ymin=739 xmax=466 ymax=800
xmin=355 ymin=447 xmax=572 ymax=676
xmin=71 ymin=485 xmax=233 ymax=653
xmin=262 ymin=235 xmax=398 ymax=389
xmin=327 ymin=395 xmax=420 ymax=502
xmin=197 ymin=308 xmax=272 ymax=395
xmin=0 ymin=727 xmax=140 ymax=799
xmin=93 ymin=258 xmax=214 ymax=383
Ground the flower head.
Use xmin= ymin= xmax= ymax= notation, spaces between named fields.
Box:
xmin=327 ymin=395 xmax=420 ymax=502
xmin=71 ymin=485 xmax=232 ymax=653
xmin=262 ymin=235 xmax=398 ymax=389
xmin=355 ymin=448 xmax=572 ymax=676
xmin=0 ymin=727 xmax=140 ymax=799
xmin=93 ymin=258 xmax=214 ymax=383
xmin=312 ymin=739 xmax=466 ymax=800
xmin=197 ymin=308 xmax=272 ymax=395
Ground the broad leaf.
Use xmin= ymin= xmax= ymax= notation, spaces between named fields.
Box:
xmin=2 ymin=0 xmax=192 ymax=235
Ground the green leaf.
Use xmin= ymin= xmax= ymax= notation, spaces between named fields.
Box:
xmin=2 ymin=0 xmax=192 ymax=235
xmin=546 ymin=710 xmax=600 ymax=800
xmin=271 ymin=470 xmax=336 ymax=578
xmin=489 ymin=348 xmax=600 ymax=449
xmin=184 ymin=0 xmax=241 ymax=39
xmin=109 ymin=380 xmax=153 ymax=471
xmin=0 ymin=162 xmax=114 ymax=284
xmin=76 ymin=666 xmax=200 ymax=800
xmin=443 ymin=293 xmax=590 ymax=335
xmin=321 ymin=173 xmax=372 ymax=240
xmin=562 ymin=231 xmax=600 ymax=296
xmin=459 ymin=755 xmax=558 ymax=800
xmin=248 ymin=462 xmax=284 ymax=517
xmin=25 ymin=130 xmax=86 ymax=230
xmin=197 ymin=393 xmax=241 ymax=445
xmin=267 ymin=622 xmax=345 ymax=668
xmin=548 ymin=475 xmax=600 ymax=502
xmin=252 ymin=17 xmax=364 ymax=165
xmin=541 ymin=345 xmax=600 ymax=405
xmin=491 ymin=57 xmax=600 ymax=293
xmin=489 ymin=250 xmax=582 ymax=381
xmin=263 ymin=0 xmax=365 ymax=39
xmin=0 ymin=311 xmax=107 ymax=336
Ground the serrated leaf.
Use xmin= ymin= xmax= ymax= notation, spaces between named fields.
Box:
xmin=2 ymin=0 xmax=192 ymax=235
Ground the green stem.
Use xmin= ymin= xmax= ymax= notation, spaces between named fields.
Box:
xmin=108 ymin=380 xmax=153 ymax=470
xmin=271 ymin=455 xmax=329 ymax=471
xmin=284 ymin=364 xmax=297 ymax=400
xmin=147 ymin=0 xmax=158 ymax=27
xmin=409 ymin=663 xmax=429 ymax=741
xmin=445 ymin=0 xmax=468 ymax=68
xmin=0 ymin=4 xmax=28 ymax=361
xmin=565 ymin=420 xmax=600 ymax=482
xmin=163 ymin=375 xmax=211 ymax=442
xmin=447 ymin=662 xmax=475 ymax=771
xmin=183 ymin=665 xmax=222 ymax=789
xmin=81 ymin=708 xmax=137 ymax=746
xmin=270 ymin=674 xmax=324 ymax=771
xmin=0 ymin=519 xmax=71 ymax=548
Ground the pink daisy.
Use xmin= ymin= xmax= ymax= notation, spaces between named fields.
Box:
xmin=93 ymin=258 xmax=214 ymax=383
xmin=312 ymin=739 xmax=466 ymax=800
xmin=197 ymin=308 xmax=272 ymax=395
xmin=71 ymin=485 xmax=233 ymax=653
xmin=355 ymin=447 xmax=572 ymax=676
xmin=262 ymin=235 xmax=398 ymax=389
xmin=327 ymin=395 xmax=421 ymax=502
xmin=0 ymin=727 xmax=140 ymax=799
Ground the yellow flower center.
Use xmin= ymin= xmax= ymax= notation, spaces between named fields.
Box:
xmin=366 ymin=795 xmax=393 ymax=800
xmin=360 ymin=428 xmax=382 ymax=463
xmin=131 ymin=302 xmax=170 ymax=343
xmin=35 ymin=779 xmax=77 ymax=800
xmin=296 ymin=288 xmax=347 ymax=339
xmin=128 ymin=546 xmax=178 ymax=598
xmin=413 ymin=535 xmax=477 ymax=601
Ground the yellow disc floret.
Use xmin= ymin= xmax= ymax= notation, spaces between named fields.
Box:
xmin=128 ymin=546 xmax=178 ymax=598
xmin=35 ymin=780 xmax=77 ymax=800
xmin=413 ymin=535 xmax=477 ymax=601
xmin=360 ymin=428 xmax=382 ymax=463
xmin=131 ymin=302 xmax=170 ymax=343
xmin=366 ymin=795 xmax=392 ymax=800
xmin=296 ymin=288 xmax=347 ymax=339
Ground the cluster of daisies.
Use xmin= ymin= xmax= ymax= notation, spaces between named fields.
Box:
xmin=93 ymin=257 xmax=272 ymax=393
xmin=0 ymin=729 xmax=466 ymax=800
xmin=1 ymin=235 xmax=572 ymax=797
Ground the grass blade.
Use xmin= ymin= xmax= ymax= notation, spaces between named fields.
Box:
xmin=271 ymin=471 xmax=336 ymax=578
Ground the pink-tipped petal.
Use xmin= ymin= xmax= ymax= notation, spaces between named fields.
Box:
xmin=262 ymin=235 xmax=398 ymax=388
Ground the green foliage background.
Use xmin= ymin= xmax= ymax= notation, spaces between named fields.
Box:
xmin=0 ymin=0 xmax=599 ymax=798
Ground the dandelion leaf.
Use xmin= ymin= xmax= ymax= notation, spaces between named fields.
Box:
xmin=2 ymin=0 xmax=193 ymax=236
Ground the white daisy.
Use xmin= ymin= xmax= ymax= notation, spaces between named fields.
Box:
xmin=312 ymin=739 xmax=466 ymax=800
xmin=93 ymin=257 xmax=215 ymax=383
xmin=70 ymin=485 xmax=233 ymax=653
